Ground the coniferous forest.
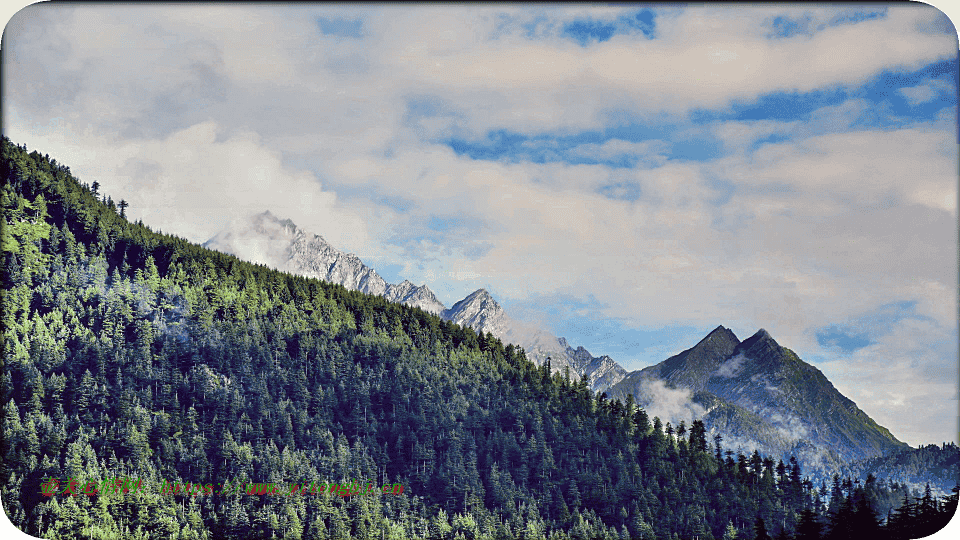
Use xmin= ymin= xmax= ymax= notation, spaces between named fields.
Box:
xmin=1 ymin=136 xmax=956 ymax=539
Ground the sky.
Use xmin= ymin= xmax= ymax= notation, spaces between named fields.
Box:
xmin=2 ymin=3 xmax=958 ymax=450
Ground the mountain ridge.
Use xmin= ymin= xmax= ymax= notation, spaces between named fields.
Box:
xmin=204 ymin=211 xmax=625 ymax=389
xmin=608 ymin=326 xmax=910 ymax=473
xmin=205 ymin=210 xmax=908 ymax=475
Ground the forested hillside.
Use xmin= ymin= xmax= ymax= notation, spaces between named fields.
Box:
xmin=838 ymin=443 xmax=960 ymax=496
xmin=1 ymin=136 xmax=955 ymax=539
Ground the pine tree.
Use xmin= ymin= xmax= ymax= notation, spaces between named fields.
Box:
xmin=794 ymin=508 xmax=822 ymax=540
xmin=723 ymin=519 xmax=738 ymax=540
xmin=753 ymin=517 xmax=772 ymax=540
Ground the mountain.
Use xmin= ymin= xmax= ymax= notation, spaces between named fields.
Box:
xmin=204 ymin=212 xmax=905 ymax=473
xmin=384 ymin=279 xmax=446 ymax=316
xmin=442 ymin=288 xmax=509 ymax=336
xmin=608 ymin=325 xmax=911 ymax=472
xmin=205 ymin=211 xmax=627 ymax=391
xmin=204 ymin=210 xmax=446 ymax=315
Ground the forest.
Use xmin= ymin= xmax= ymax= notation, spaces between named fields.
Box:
xmin=1 ymin=135 xmax=956 ymax=539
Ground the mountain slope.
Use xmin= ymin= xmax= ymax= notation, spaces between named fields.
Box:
xmin=608 ymin=326 xmax=910 ymax=471
xmin=4 ymin=137 xmax=952 ymax=540
xmin=206 ymin=211 xmax=627 ymax=390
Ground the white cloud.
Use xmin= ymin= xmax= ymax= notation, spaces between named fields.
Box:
xmin=716 ymin=353 xmax=748 ymax=378
xmin=900 ymin=79 xmax=954 ymax=105
xmin=819 ymin=316 xmax=959 ymax=446
xmin=6 ymin=119 xmax=380 ymax=257
xmin=636 ymin=379 xmax=705 ymax=424
xmin=566 ymin=139 xmax=670 ymax=165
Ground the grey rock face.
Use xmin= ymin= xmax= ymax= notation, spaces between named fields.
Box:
xmin=384 ymin=280 xmax=446 ymax=316
xmin=584 ymin=355 xmax=627 ymax=391
xmin=288 ymin=231 xmax=389 ymax=296
xmin=204 ymin=211 xmax=441 ymax=314
xmin=607 ymin=326 xmax=909 ymax=473
xmin=443 ymin=289 xmax=510 ymax=337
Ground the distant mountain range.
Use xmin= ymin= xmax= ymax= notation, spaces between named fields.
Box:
xmin=205 ymin=211 xmax=915 ymax=475
xmin=838 ymin=442 xmax=959 ymax=496
xmin=203 ymin=211 xmax=626 ymax=391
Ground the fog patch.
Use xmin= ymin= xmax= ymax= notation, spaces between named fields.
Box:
xmin=636 ymin=378 xmax=706 ymax=424
xmin=750 ymin=373 xmax=780 ymax=394
xmin=715 ymin=353 xmax=748 ymax=378
xmin=204 ymin=211 xmax=299 ymax=270
xmin=768 ymin=410 xmax=810 ymax=440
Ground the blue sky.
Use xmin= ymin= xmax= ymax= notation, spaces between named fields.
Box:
xmin=2 ymin=3 xmax=958 ymax=449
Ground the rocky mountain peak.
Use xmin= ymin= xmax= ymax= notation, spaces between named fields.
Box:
xmin=652 ymin=325 xmax=742 ymax=391
xmin=206 ymin=210 xmax=629 ymax=392
xmin=608 ymin=325 xmax=909 ymax=473
xmin=443 ymin=288 xmax=508 ymax=336
xmin=206 ymin=211 xmax=438 ymax=309
xmin=384 ymin=280 xmax=445 ymax=315
xmin=701 ymin=325 xmax=741 ymax=349
xmin=734 ymin=328 xmax=782 ymax=366
xmin=468 ymin=288 xmax=493 ymax=301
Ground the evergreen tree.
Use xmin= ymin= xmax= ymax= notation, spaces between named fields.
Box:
xmin=794 ymin=508 xmax=823 ymax=540
xmin=723 ymin=519 xmax=738 ymax=540
xmin=753 ymin=516 xmax=772 ymax=540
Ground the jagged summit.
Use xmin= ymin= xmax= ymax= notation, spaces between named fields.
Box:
xmin=707 ymin=324 xmax=730 ymax=336
xmin=258 ymin=209 xmax=296 ymax=230
xmin=650 ymin=325 xmax=741 ymax=392
xmin=733 ymin=328 xmax=782 ymax=366
xmin=443 ymin=288 xmax=508 ymax=336
xmin=463 ymin=288 xmax=492 ymax=300
xmin=700 ymin=325 xmax=741 ymax=350
xmin=204 ymin=211 xmax=444 ymax=313
xmin=385 ymin=280 xmax=445 ymax=316
xmin=607 ymin=325 xmax=909 ymax=473
xmin=205 ymin=211 xmax=628 ymax=391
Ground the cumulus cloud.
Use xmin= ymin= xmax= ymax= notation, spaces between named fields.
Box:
xmin=8 ymin=120 xmax=380 ymax=258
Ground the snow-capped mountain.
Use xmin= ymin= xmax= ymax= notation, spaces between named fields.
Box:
xmin=384 ymin=280 xmax=447 ymax=316
xmin=441 ymin=293 xmax=628 ymax=390
xmin=442 ymin=288 xmax=510 ymax=337
xmin=204 ymin=211 xmax=626 ymax=391
xmin=203 ymin=211 xmax=445 ymax=315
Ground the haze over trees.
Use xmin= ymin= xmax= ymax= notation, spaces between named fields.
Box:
xmin=1 ymin=136 xmax=955 ymax=539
